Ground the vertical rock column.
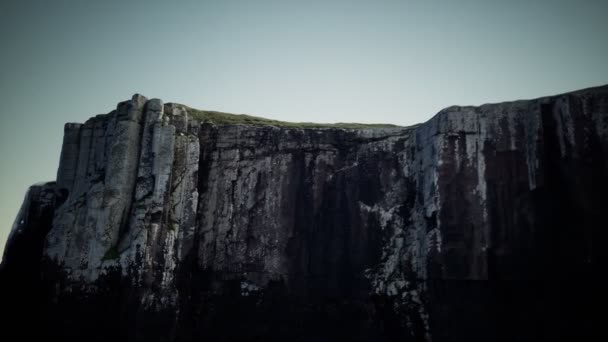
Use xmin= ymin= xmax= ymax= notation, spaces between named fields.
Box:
xmin=115 ymin=102 xmax=200 ymax=312
xmin=45 ymin=94 xmax=147 ymax=282
xmin=118 ymin=99 xmax=174 ymax=285
xmin=166 ymin=104 xmax=199 ymax=265
xmin=56 ymin=123 xmax=82 ymax=192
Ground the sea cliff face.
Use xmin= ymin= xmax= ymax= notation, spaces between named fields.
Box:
xmin=2 ymin=86 xmax=605 ymax=341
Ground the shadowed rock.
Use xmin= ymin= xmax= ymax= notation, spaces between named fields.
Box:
xmin=1 ymin=85 xmax=605 ymax=341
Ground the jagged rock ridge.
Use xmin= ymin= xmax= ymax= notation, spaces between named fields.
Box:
xmin=2 ymin=85 xmax=606 ymax=341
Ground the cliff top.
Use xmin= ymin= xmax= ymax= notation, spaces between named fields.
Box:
xmin=179 ymin=105 xmax=402 ymax=129
xmin=172 ymin=84 xmax=608 ymax=130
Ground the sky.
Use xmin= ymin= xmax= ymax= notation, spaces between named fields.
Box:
xmin=0 ymin=0 xmax=607 ymax=254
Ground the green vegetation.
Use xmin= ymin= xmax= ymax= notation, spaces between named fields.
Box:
xmin=182 ymin=105 xmax=400 ymax=129
xmin=102 ymin=246 xmax=120 ymax=261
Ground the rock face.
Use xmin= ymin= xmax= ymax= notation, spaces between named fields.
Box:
xmin=1 ymin=86 xmax=605 ymax=341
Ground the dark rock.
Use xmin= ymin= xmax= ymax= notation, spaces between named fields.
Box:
xmin=1 ymin=85 xmax=605 ymax=341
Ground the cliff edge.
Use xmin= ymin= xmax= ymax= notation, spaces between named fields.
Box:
xmin=2 ymin=85 xmax=606 ymax=341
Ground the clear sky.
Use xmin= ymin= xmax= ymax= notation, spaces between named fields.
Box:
xmin=1 ymin=0 xmax=607 ymax=254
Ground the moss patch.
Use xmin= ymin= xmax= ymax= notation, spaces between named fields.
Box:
xmin=181 ymin=106 xmax=400 ymax=129
xmin=102 ymin=246 xmax=120 ymax=261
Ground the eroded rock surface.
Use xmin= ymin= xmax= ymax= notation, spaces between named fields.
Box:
xmin=2 ymin=86 xmax=606 ymax=341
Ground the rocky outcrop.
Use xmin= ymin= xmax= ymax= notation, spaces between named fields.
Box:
xmin=2 ymin=85 xmax=606 ymax=341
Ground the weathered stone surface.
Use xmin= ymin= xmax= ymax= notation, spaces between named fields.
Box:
xmin=1 ymin=85 xmax=605 ymax=341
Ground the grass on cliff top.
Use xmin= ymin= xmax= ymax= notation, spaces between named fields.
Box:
xmin=183 ymin=106 xmax=399 ymax=129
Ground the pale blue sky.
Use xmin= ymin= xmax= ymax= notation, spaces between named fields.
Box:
xmin=1 ymin=0 xmax=607 ymax=253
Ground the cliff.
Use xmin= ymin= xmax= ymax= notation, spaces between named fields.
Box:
xmin=1 ymin=85 xmax=605 ymax=341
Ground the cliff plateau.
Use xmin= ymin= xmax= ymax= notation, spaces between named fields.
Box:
xmin=1 ymin=85 xmax=606 ymax=341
